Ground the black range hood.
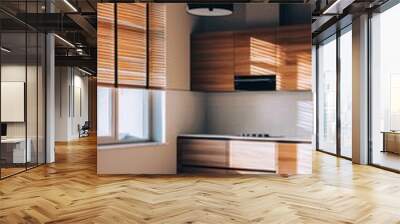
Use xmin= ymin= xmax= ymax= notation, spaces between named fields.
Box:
xmin=234 ymin=75 xmax=276 ymax=91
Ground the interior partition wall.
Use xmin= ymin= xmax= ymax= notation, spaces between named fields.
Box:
xmin=316 ymin=24 xmax=353 ymax=159
xmin=0 ymin=1 xmax=46 ymax=179
xmin=97 ymin=3 xmax=166 ymax=146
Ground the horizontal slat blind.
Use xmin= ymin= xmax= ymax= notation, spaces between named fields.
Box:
xmin=97 ymin=3 xmax=115 ymax=85
xmin=117 ymin=3 xmax=147 ymax=87
xmin=149 ymin=3 xmax=166 ymax=88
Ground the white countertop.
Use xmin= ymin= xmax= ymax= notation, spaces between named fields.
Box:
xmin=178 ymin=134 xmax=312 ymax=144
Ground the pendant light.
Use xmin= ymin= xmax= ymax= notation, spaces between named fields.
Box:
xmin=187 ymin=4 xmax=233 ymax=16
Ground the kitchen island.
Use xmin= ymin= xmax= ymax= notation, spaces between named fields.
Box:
xmin=178 ymin=134 xmax=313 ymax=175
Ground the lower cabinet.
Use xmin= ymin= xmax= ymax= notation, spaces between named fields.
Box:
xmin=178 ymin=138 xmax=229 ymax=168
xmin=178 ymin=138 xmax=277 ymax=173
xmin=276 ymin=143 xmax=312 ymax=175
xmin=228 ymin=140 xmax=276 ymax=171
xmin=178 ymin=137 xmax=312 ymax=175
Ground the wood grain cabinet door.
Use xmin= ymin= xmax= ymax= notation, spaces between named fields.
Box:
xmin=234 ymin=28 xmax=277 ymax=77
xmin=228 ymin=141 xmax=276 ymax=171
xmin=191 ymin=32 xmax=235 ymax=92
xmin=276 ymin=24 xmax=312 ymax=91
xmin=276 ymin=143 xmax=312 ymax=175
xmin=178 ymin=138 xmax=229 ymax=168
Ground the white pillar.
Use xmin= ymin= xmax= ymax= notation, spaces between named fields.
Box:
xmin=46 ymin=32 xmax=55 ymax=163
xmin=352 ymin=14 xmax=369 ymax=164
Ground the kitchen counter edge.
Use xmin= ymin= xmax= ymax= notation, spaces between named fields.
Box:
xmin=178 ymin=134 xmax=312 ymax=144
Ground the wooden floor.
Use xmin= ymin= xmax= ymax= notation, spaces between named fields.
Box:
xmin=1 ymin=137 xmax=400 ymax=223
xmin=372 ymin=150 xmax=400 ymax=171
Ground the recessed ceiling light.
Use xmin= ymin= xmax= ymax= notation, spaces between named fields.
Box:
xmin=1 ymin=47 xmax=11 ymax=53
xmin=187 ymin=4 xmax=233 ymax=17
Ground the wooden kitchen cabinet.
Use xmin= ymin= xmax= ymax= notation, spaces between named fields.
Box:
xmin=276 ymin=24 xmax=312 ymax=91
xmin=178 ymin=138 xmax=229 ymax=168
xmin=229 ymin=140 xmax=276 ymax=171
xmin=234 ymin=28 xmax=277 ymax=76
xmin=191 ymin=25 xmax=311 ymax=92
xmin=191 ymin=32 xmax=235 ymax=92
xmin=276 ymin=143 xmax=312 ymax=175
xmin=178 ymin=136 xmax=313 ymax=175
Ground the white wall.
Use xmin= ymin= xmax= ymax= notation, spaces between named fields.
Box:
xmin=166 ymin=4 xmax=198 ymax=90
xmin=55 ymin=67 xmax=89 ymax=141
xmin=97 ymin=90 xmax=206 ymax=174
xmin=205 ymin=91 xmax=314 ymax=138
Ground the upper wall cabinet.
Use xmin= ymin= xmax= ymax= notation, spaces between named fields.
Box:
xmin=191 ymin=32 xmax=234 ymax=92
xmin=191 ymin=24 xmax=311 ymax=92
xmin=234 ymin=28 xmax=277 ymax=77
xmin=277 ymin=24 xmax=312 ymax=91
xmin=97 ymin=3 xmax=166 ymax=89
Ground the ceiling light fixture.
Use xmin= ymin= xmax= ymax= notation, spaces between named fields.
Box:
xmin=63 ymin=0 xmax=78 ymax=12
xmin=1 ymin=47 xmax=11 ymax=53
xmin=322 ymin=0 xmax=354 ymax=15
xmin=78 ymin=67 xmax=93 ymax=76
xmin=187 ymin=4 xmax=233 ymax=16
xmin=54 ymin=34 xmax=75 ymax=48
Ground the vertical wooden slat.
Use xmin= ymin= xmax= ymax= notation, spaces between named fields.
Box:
xmin=117 ymin=3 xmax=147 ymax=87
xmin=97 ymin=3 xmax=115 ymax=85
xmin=149 ymin=3 xmax=166 ymax=89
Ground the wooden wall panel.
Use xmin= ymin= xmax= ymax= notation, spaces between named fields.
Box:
xmin=149 ymin=3 xmax=166 ymax=89
xmin=117 ymin=3 xmax=147 ymax=87
xmin=234 ymin=28 xmax=277 ymax=76
xmin=277 ymin=24 xmax=312 ymax=91
xmin=97 ymin=3 xmax=115 ymax=85
xmin=191 ymin=32 xmax=234 ymax=92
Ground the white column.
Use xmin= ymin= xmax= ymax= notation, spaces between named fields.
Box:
xmin=352 ymin=14 xmax=369 ymax=164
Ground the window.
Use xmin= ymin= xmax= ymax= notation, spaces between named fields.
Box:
xmin=118 ymin=89 xmax=149 ymax=143
xmin=316 ymin=24 xmax=353 ymax=159
xmin=317 ymin=35 xmax=337 ymax=154
xmin=97 ymin=87 xmax=113 ymax=138
xmin=339 ymin=27 xmax=352 ymax=158
xmin=97 ymin=87 xmax=165 ymax=145
xmin=370 ymin=3 xmax=400 ymax=171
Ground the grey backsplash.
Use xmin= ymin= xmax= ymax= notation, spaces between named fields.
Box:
xmin=204 ymin=91 xmax=314 ymax=138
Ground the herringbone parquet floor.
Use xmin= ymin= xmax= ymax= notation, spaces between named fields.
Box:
xmin=1 ymin=136 xmax=400 ymax=224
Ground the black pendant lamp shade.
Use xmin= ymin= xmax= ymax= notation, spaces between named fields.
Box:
xmin=187 ymin=4 xmax=233 ymax=16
